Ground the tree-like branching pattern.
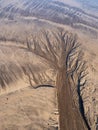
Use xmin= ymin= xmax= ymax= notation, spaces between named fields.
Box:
xmin=25 ymin=29 xmax=89 ymax=130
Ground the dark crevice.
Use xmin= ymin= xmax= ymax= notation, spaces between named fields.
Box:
xmin=77 ymin=82 xmax=91 ymax=130
xmin=30 ymin=84 xmax=54 ymax=89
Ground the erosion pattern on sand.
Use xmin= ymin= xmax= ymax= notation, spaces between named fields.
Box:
xmin=0 ymin=0 xmax=98 ymax=130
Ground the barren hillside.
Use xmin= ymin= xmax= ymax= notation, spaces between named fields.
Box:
xmin=0 ymin=0 xmax=98 ymax=130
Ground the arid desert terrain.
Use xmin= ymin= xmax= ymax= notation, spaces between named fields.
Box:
xmin=0 ymin=0 xmax=98 ymax=130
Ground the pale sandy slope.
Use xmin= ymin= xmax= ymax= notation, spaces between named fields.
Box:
xmin=0 ymin=14 xmax=98 ymax=129
xmin=0 ymin=87 xmax=58 ymax=130
xmin=0 ymin=40 xmax=58 ymax=130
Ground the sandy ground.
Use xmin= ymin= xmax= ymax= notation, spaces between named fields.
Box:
xmin=0 ymin=87 xmax=58 ymax=130
xmin=0 ymin=15 xmax=98 ymax=129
